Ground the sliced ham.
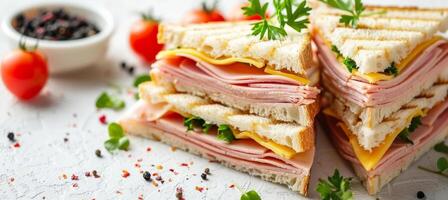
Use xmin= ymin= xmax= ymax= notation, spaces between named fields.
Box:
xmin=326 ymin=98 xmax=448 ymax=176
xmin=153 ymin=57 xmax=319 ymax=105
xmin=122 ymin=100 xmax=314 ymax=175
xmin=314 ymin=35 xmax=448 ymax=107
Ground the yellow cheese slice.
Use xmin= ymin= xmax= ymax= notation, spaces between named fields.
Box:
xmin=264 ymin=67 xmax=311 ymax=85
xmin=234 ymin=131 xmax=297 ymax=159
xmin=339 ymin=109 xmax=423 ymax=171
xmin=396 ymin=36 xmax=443 ymax=71
xmin=352 ymin=70 xmax=394 ymax=84
xmin=156 ymin=49 xmax=265 ymax=68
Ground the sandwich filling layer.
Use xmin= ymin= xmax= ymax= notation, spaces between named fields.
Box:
xmin=150 ymin=56 xmax=320 ymax=125
xmin=120 ymin=100 xmax=314 ymax=179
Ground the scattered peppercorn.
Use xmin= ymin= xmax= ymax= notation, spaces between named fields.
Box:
xmin=92 ymin=170 xmax=100 ymax=178
xmin=13 ymin=8 xmax=100 ymax=41
xmin=120 ymin=61 xmax=127 ymax=69
xmin=85 ymin=172 xmax=91 ymax=177
xmin=95 ymin=149 xmax=102 ymax=158
xmin=7 ymin=132 xmax=15 ymax=142
xmin=63 ymin=138 xmax=68 ymax=142
xmin=417 ymin=191 xmax=425 ymax=199
xmin=128 ymin=66 xmax=135 ymax=75
xmin=175 ymin=187 xmax=183 ymax=200
xmin=143 ymin=171 xmax=151 ymax=181
xmin=204 ymin=168 xmax=210 ymax=175
xmin=201 ymin=173 xmax=207 ymax=180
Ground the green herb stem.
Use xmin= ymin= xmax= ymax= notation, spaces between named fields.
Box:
xmin=418 ymin=166 xmax=448 ymax=178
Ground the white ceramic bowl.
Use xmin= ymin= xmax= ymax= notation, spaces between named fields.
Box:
xmin=1 ymin=1 xmax=114 ymax=74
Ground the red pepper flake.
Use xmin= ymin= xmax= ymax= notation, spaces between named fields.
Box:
xmin=176 ymin=187 xmax=184 ymax=200
xmin=138 ymin=194 xmax=144 ymax=200
xmin=169 ymin=168 xmax=179 ymax=175
xmin=146 ymin=147 xmax=152 ymax=152
xmin=62 ymin=174 xmax=67 ymax=179
xmin=116 ymin=190 xmax=122 ymax=194
xmin=9 ymin=177 xmax=15 ymax=183
xmin=134 ymin=163 xmax=141 ymax=168
xmin=71 ymin=174 xmax=79 ymax=181
xmin=72 ymin=183 xmax=78 ymax=188
xmin=13 ymin=142 xmax=20 ymax=148
xmin=180 ymin=163 xmax=188 ymax=167
xmin=99 ymin=115 xmax=107 ymax=124
xmin=137 ymin=158 xmax=143 ymax=162
xmin=85 ymin=172 xmax=91 ymax=177
xmin=195 ymin=186 xmax=204 ymax=192
xmin=122 ymin=170 xmax=130 ymax=178
xmin=229 ymin=184 xmax=235 ymax=188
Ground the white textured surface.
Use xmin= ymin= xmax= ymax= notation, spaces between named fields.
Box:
xmin=1 ymin=0 xmax=448 ymax=199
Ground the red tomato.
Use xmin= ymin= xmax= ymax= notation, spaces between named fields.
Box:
xmin=228 ymin=3 xmax=268 ymax=21
xmin=1 ymin=49 xmax=48 ymax=100
xmin=129 ymin=19 xmax=163 ymax=63
xmin=183 ymin=1 xmax=225 ymax=24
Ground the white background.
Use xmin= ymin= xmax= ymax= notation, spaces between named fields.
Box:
xmin=1 ymin=0 xmax=448 ymax=199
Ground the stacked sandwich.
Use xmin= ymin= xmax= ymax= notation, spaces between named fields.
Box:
xmin=312 ymin=3 xmax=448 ymax=194
xmin=120 ymin=21 xmax=320 ymax=195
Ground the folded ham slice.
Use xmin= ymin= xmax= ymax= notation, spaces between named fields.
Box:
xmin=314 ymin=35 xmax=448 ymax=107
xmin=153 ymin=57 xmax=320 ymax=105
xmin=120 ymin=100 xmax=314 ymax=194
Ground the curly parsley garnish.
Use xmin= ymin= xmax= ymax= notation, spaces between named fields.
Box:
xmin=217 ymin=124 xmax=235 ymax=143
xmin=104 ymin=123 xmax=130 ymax=152
xmin=319 ymin=0 xmax=365 ymax=28
xmin=384 ymin=62 xmax=398 ymax=77
xmin=316 ymin=169 xmax=353 ymax=200
xmin=183 ymin=116 xmax=206 ymax=131
xmin=96 ymin=92 xmax=125 ymax=110
xmin=343 ymin=57 xmax=358 ymax=73
xmin=243 ymin=0 xmax=311 ymax=40
xmin=398 ymin=116 xmax=421 ymax=144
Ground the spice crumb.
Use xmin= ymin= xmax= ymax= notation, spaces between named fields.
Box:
xmin=71 ymin=174 xmax=79 ymax=181
xmin=204 ymin=168 xmax=210 ymax=175
xmin=85 ymin=172 xmax=91 ymax=177
xmin=156 ymin=165 xmax=163 ymax=170
xmin=171 ymin=146 xmax=177 ymax=152
xmin=195 ymin=186 xmax=204 ymax=192
xmin=175 ymin=187 xmax=184 ymax=200
xmin=72 ymin=183 xmax=78 ymax=188
xmin=95 ymin=149 xmax=102 ymax=158
xmin=7 ymin=132 xmax=15 ymax=142
xmin=146 ymin=147 xmax=152 ymax=152
xmin=99 ymin=115 xmax=107 ymax=124
xmin=122 ymin=170 xmax=130 ymax=178
xmin=13 ymin=142 xmax=20 ymax=148
xmin=92 ymin=170 xmax=100 ymax=178
xmin=180 ymin=163 xmax=188 ymax=167
xmin=63 ymin=138 xmax=69 ymax=142
xmin=143 ymin=171 xmax=151 ymax=181
xmin=201 ymin=173 xmax=207 ymax=181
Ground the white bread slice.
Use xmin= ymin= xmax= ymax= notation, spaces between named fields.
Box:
xmin=311 ymin=3 xmax=448 ymax=73
xmin=328 ymin=80 xmax=448 ymax=151
xmin=139 ymin=82 xmax=314 ymax=153
xmin=150 ymin=70 xmax=319 ymax=125
xmin=158 ymin=21 xmax=312 ymax=75
xmin=120 ymin=117 xmax=310 ymax=195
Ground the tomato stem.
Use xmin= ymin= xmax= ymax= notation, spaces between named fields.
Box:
xmin=140 ymin=9 xmax=159 ymax=22
xmin=18 ymin=36 xmax=39 ymax=52
xmin=202 ymin=0 xmax=219 ymax=13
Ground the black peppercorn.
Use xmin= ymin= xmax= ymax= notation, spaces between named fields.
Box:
xmin=95 ymin=149 xmax=102 ymax=158
xmin=417 ymin=191 xmax=425 ymax=199
xmin=7 ymin=132 xmax=15 ymax=142
xmin=128 ymin=66 xmax=135 ymax=75
xmin=204 ymin=168 xmax=210 ymax=175
xmin=120 ymin=61 xmax=127 ymax=69
xmin=143 ymin=171 xmax=151 ymax=181
xmin=201 ymin=173 xmax=207 ymax=180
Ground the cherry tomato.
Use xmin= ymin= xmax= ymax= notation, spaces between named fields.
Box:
xmin=183 ymin=1 xmax=225 ymax=23
xmin=1 ymin=48 xmax=48 ymax=100
xmin=129 ymin=18 xmax=163 ymax=63
xmin=228 ymin=3 xmax=269 ymax=21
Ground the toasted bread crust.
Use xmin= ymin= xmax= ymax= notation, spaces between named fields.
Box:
xmin=157 ymin=21 xmax=313 ymax=76
xmin=120 ymin=118 xmax=310 ymax=195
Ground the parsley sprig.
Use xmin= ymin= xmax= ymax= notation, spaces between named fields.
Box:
xmin=384 ymin=62 xmax=398 ymax=77
xmin=398 ymin=116 xmax=421 ymax=144
xmin=104 ymin=123 xmax=130 ymax=152
xmin=243 ymin=0 xmax=311 ymax=40
xmin=316 ymin=169 xmax=353 ymax=200
xmin=183 ymin=116 xmax=235 ymax=142
xmin=96 ymin=92 xmax=125 ymax=110
xmin=319 ymin=0 xmax=365 ymax=28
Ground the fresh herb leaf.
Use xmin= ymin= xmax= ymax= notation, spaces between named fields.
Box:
xmin=202 ymin=123 xmax=214 ymax=134
xmin=437 ymin=157 xmax=448 ymax=172
xmin=217 ymin=124 xmax=235 ymax=143
xmin=343 ymin=57 xmax=358 ymax=73
xmin=398 ymin=116 xmax=421 ymax=144
xmin=118 ymin=137 xmax=130 ymax=150
xmin=435 ymin=142 xmax=448 ymax=154
xmin=104 ymin=138 xmax=119 ymax=152
xmin=183 ymin=116 xmax=206 ymax=131
xmin=243 ymin=0 xmax=310 ymax=40
xmin=331 ymin=45 xmax=342 ymax=57
xmin=384 ymin=62 xmax=398 ymax=77
xmin=133 ymin=74 xmax=151 ymax=87
xmin=96 ymin=92 xmax=125 ymax=110
xmin=319 ymin=0 xmax=365 ymax=28
xmin=316 ymin=169 xmax=353 ymax=200
xmin=105 ymin=123 xmax=130 ymax=153
xmin=108 ymin=122 xmax=125 ymax=138
xmin=240 ymin=190 xmax=262 ymax=200
xmin=134 ymin=93 xmax=140 ymax=100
